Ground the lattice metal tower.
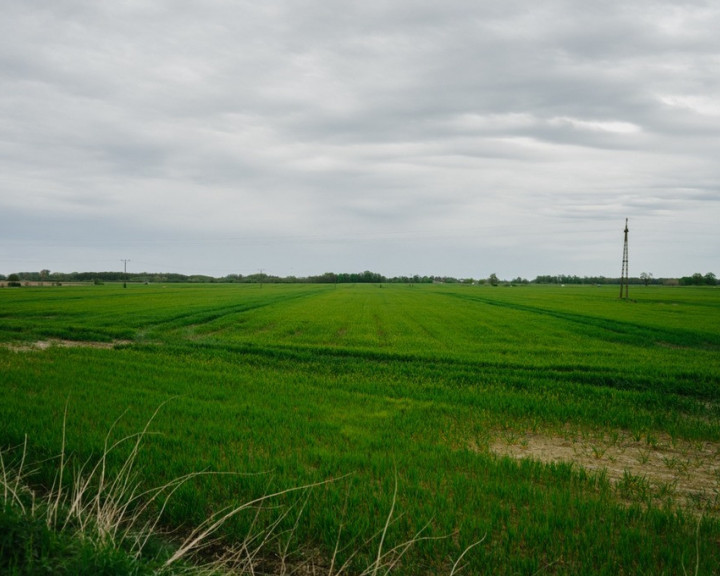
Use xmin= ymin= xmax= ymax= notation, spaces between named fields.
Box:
xmin=619 ymin=219 xmax=629 ymax=299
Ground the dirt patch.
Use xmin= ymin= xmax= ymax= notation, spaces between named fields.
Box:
xmin=5 ymin=339 xmax=132 ymax=352
xmin=489 ymin=430 xmax=720 ymax=514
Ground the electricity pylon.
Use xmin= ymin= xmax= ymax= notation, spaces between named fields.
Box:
xmin=619 ymin=219 xmax=629 ymax=299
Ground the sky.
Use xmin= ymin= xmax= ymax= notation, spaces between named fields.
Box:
xmin=1 ymin=1 xmax=719 ymax=280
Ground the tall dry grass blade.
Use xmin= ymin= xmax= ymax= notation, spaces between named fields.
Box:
xmin=47 ymin=401 xmax=69 ymax=529
xmin=225 ymin=487 xmax=309 ymax=575
xmin=449 ymin=535 xmax=486 ymax=576
xmin=214 ymin=498 xmax=275 ymax=575
xmin=277 ymin=488 xmax=312 ymax=575
xmin=61 ymin=457 xmax=95 ymax=534
xmin=96 ymin=405 xmax=162 ymax=541
xmin=13 ymin=436 xmax=29 ymax=511
xmin=330 ymin=473 xmax=435 ymax=576
xmin=223 ymin=486 xmax=303 ymax=574
xmin=370 ymin=471 xmax=398 ymax=576
xmin=164 ymin=476 xmax=347 ymax=568
xmin=328 ymin=485 xmax=351 ymax=576
xmin=126 ymin=470 xmax=249 ymax=557
xmin=93 ymin=408 xmax=129 ymax=530
xmin=219 ymin=500 xmax=275 ymax=574
xmin=0 ymin=436 xmax=31 ymax=514
xmin=360 ymin=519 xmax=439 ymax=576
xmin=84 ymin=400 xmax=176 ymax=547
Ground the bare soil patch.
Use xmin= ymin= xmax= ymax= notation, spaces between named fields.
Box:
xmin=490 ymin=430 xmax=720 ymax=514
xmin=5 ymin=339 xmax=132 ymax=352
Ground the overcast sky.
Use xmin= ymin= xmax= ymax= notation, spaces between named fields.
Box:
xmin=2 ymin=1 xmax=719 ymax=279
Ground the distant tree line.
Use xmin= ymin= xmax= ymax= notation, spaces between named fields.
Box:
xmin=1 ymin=270 xmax=717 ymax=286
xmin=1 ymin=271 xmax=220 ymax=284
xmin=306 ymin=272 xmax=437 ymax=284
xmin=531 ymin=273 xmax=713 ymax=286
xmin=678 ymin=272 xmax=717 ymax=286
xmin=532 ymin=274 xmax=653 ymax=285
xmin=0 ymin=270 xmax=450 ymax=285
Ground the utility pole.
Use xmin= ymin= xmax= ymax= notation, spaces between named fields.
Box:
xmin=121 ymin=259 xmax=130 ymax=288
xmin=619 ymin=219 xmax=629 ymax=299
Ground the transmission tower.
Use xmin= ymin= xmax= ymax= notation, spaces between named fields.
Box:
xmin=619 ymin=219 xmax=629 ymax=299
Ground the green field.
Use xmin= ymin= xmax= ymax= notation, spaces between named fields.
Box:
xmin=1 ymin=283 xmax=719 ymax=574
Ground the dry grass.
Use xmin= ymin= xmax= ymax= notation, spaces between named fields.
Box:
xmin=1 ymin=405 xmax=481 ymax=575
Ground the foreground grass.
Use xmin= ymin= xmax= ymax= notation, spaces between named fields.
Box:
xmin=1 ymin=283 xmax=719 ymax=574
xmin=1 ymin=410 xmax=480 ymax=575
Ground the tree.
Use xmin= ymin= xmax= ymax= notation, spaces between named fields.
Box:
xmin=314 ymin=272 xmax=337 ymax=284
xmin=7 ymin=273 xmax=21 ymax=287
xmin=705 ymin=272 xmax=717 ymax=286
xmin=488 ymin=273 xmax=499 ymax=286
xmin=640 ymin=272 xmax=653 ymax=286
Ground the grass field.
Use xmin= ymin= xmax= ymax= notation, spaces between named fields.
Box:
xmin=1 ymin=282 xmax=719 ymax=574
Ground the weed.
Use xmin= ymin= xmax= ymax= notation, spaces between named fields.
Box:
xmin=617 ymin=471 xmax=652 ymax=503
xmin=591 ymin=445 xmax=607 ymax=459
xmin=656 ymin=480 xmax=678 ymax=501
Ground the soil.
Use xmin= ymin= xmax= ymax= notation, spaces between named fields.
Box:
xmin=489 ymin=430 xmax=720 ymax=514
xmin=4 ymin=339 xmax=132 ymax=351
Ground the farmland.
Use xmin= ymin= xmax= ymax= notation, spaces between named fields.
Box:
xmin=1 ymin=282 xmax=719 ymax=574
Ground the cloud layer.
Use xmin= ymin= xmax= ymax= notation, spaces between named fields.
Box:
xmin=2 ymin=1 xmax=719 ymax=277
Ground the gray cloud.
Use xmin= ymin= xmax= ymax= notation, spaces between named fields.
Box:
xmin=1 ymin=0 xmax=719 ymax=278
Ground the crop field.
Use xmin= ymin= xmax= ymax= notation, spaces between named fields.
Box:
xmin=1 ymin=282 xmax=719 ymax=574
